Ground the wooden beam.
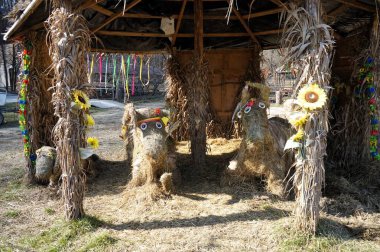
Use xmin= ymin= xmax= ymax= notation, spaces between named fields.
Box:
xmin=228 ymin=0 xmax=261 ymax=49
xmin=172 ymin=0 xmax=188 ymax=46
xmin=194 ymin=0 xmax=203 ymax=55
xmin=78 ymin=0 xmax=106 ymax=11
xmin=243 ymin=7 xmax=283 ymax=19
xmin=333 ymin=0 xmax=375 ymax=12
xmin=327 ymin=4 xmax=349 ymax=17
xmin=96 ymin=29 xmax=283 ymax=37
xmin=91 ymin=0 xmax=141 ymax=33
xmin=87 ymin=3 xmax=285 ymax=21
xmin=11 ymin=22 xmax=45 ymax=40
xmin=90 ymin=4 xmax=114 ymax=16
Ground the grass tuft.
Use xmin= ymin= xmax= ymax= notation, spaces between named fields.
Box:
xmin=4 ymin=210 xmax=21 ymax=218
xmin=44 ymin=208 xmax=56 ymax=215
xmin=78 ymin=232 xmax=117 ymax=252
xmin=22 ymin=215 xmax=104 ymax=251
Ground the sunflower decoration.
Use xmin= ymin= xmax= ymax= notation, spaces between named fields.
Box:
xmin=87 ymin=137 xmax=99 ymax=149
xmin=297 ymin=83 xmax=327 ymax=111
xmin=288 ymin=112 xmax=310 ymax=129
xmin=73 ymin=90 xmax=90 ymax=110
xmin=85 ymin=114 xmax=95 ymax=127
xmin=291 ymin=129 xmax=305 ymax=142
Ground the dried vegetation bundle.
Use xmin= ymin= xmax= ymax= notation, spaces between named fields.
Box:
xmin=46 ymin=0 xmax=91 ymax=219
xmin=281 ymin=1 xmax=334 ymax=233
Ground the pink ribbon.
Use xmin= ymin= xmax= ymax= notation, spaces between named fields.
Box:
xmin=132 ymin=54 xmax=137 ymax=95
xmin=99 ymin=53 xmax=103 ymax=83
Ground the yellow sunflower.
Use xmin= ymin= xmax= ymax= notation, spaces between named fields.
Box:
xmin=289 ymin=112 xmax=310 ymax=129
xmin=85 ymin=114 xmax=95 ymax=127
xmin=291 ymin=129 xmax=305 ymax=142
xmin=87 ymin=137 xmax=99 ymax=149
xmin=297 ymin=84 xmax=327 ymax=111
xmin=73 ymin=90 xmax=90 ymax=110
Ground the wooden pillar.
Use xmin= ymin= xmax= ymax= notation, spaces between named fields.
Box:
xmin=189 ymin=0 xmax=207 ymax=171
xmin=47 ymin=0 xmax=90 ymax=219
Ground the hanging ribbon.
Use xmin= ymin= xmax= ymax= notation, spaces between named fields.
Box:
xmin=139 ymin=55 xmax=150 ymax=86
xmin=104 ymin=55 xmax=109 ymax=93
xmin=132 ymin=54 xmax=137 ymax=95
xmin=126 ymin=55 xmax=132 ymax=96
xmin=99 ymin=53 xmax=103 ymax=83
xmin=112 ymin=55 xmax=117 ymax=89
xmin=121 ymin=55 xmax=129 ymax=99
xmin=88 ymin=53 xmax=95 ymax=83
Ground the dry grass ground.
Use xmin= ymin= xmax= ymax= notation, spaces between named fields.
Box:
xmin=1 ymin=106 xmax=380 ymax=251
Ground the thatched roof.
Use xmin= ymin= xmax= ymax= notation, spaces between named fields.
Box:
xmin=4 ymin=0 xmax=378 ymax=52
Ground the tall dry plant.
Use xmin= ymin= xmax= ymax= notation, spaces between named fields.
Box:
xmin=165 ymin=55 xmax=189 ymax=141
xmin=46 ymin=0 xmax=91 ymax=219
xmin=281 ymin=1 xmax=334 ymax=233
xmin=186 ymin=56 xmax=209 ymax=171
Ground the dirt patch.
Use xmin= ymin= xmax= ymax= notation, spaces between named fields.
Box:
xmin=1 ymin=107 xmax=380 ymax=251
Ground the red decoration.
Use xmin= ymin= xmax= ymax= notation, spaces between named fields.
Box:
xmin=154 ymin=108 xmax=161 ymax=115
xmin=371 ymin=130 xmax=379 ymax=136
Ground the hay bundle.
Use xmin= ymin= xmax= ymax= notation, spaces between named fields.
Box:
xmin=28 ymin=30 xmax=55 ymax=160
xmin=165 ymin=54 xmax=189 ymax=141
xmin=281 ymin=1 xmax=334 ymax=232
xmin=46 ymin=0 xmax=91 ymax=219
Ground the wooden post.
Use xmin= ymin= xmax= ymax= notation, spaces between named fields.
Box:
xmin=194 ymin=0 xmax=203 ymax=56
xmin=275 ymin=91 xmax=282 ymax=104
xmin=189 ymin=0 xmax=207 ymax=171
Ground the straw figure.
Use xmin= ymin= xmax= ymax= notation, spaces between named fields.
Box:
xmin=223 ymin=82 xmax=294 ymax=198
xmin=121 ymin=104 xmax=180 ymax=198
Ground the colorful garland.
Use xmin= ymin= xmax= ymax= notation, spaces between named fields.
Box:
xmin=356 ymin=58 xmax=380 ymax=160
xmin=19 ymin=43 xmax=35 ymax=162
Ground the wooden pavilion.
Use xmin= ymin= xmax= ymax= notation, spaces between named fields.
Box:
xmin=4 ymin=0 xmax=379 ymax=233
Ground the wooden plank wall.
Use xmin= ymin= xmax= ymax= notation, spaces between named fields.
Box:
xmin=176 ymin=48 xmax=253 ymax=122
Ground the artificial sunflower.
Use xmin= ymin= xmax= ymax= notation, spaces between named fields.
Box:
xmin=291 ymin=129 xmax=305 ymax=142
xmin=87 ymin=137 xmax=99 ymax=149
xmin=85 ymin=114 xmax=95 ymax=127
xmin=288 ymin=112 xmax=310 ymax=129
xmin=73 ymin=90 xmax=90 ymax=110
xmin=297 ymin=83 xmax=327 ymax=111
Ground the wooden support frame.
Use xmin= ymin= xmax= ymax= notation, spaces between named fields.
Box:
xmin=227 ymin=0 xmax=262 ymax=49
xmin=78 ymin=0 xmax=106 ymax=11
xmin=91 ymin=0 xmax=142 ymax=33
xmin=172 ymin=0 xmax=188 ymax=46
xmin=96 ymin=29 xmax=282 ymax=38
xmin=333 ymin=0 xmax=375 ymax=12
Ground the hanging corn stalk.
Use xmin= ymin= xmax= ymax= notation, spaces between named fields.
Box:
xmin=46 ymin=0 xmax=91 ymax=219
xmin=281 ymin=0 xmax=334 ymax=233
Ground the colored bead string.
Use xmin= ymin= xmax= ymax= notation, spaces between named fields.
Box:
xmin=18 ymin=44 xmax=36 ymax=163
xmin=356 ymin=57 xmax=380 ymax=160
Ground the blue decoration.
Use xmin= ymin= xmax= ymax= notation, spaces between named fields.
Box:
xmin=30 ymin=154 xmax=37 ymax=161
xmin=372 ymin=119 xmax=379 ymax=125
xmin=21 ymin=130 xmax=28 ymax=135
xmin=19 ymin=100 xmax=26 ymax=105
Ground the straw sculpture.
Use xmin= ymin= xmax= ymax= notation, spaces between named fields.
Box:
xmin=121 ymin=104 xmax=178 ymax=199
xmin=281 ymin=1 xmax=334 ymax=233
xmin=46 ymin=0 xmax=91 ymax=219
xmin=223 ymin=82 xmax=294 ymax=197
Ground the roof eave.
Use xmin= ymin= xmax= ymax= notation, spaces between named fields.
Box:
xmin=4 ymin=0 xmax=43 ymax=41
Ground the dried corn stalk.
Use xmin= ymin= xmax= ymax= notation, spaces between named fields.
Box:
xmin=46 ymin=0 xmax=91 ymax=219
xmin=281 ymin=0 xmax=334 ymax=233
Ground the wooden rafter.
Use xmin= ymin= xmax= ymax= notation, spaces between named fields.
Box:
xmin=327 ymin=4 xmax=349 ymax=17
xmin=333 ymin=0 xmax=375 ymax=12
xmin=96 ymin=29 xmax=283 ymax=37
xmin=87 ymin=3 xmax=283 ymax=20
xmin=78 ymin=0 xmax=106 ymax=11
xmin=172 ymin=0 xmax=188 ymax=46
xmin=227 ymin=0 xmax=261 ymax=49
xmin=91 ymin=0 xmax=142 ymax=33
